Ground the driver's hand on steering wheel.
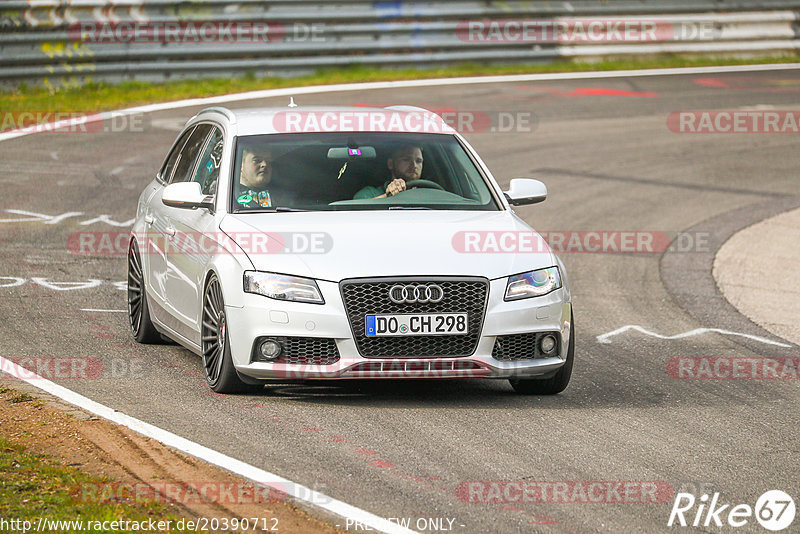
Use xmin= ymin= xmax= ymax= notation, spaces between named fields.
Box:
xmin=385 ymin=178 xmax=407 ymax=197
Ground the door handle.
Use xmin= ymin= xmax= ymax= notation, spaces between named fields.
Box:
xmin=144 ymin=214 xmax=154 ymax=225
xmin=165 ymin=226 xmax=176 ymax=238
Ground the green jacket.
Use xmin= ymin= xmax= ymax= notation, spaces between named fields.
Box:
xmin=353 ymin=181 xmax=390 ymax=200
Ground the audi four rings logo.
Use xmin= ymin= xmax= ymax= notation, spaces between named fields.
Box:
xmin=389 ymin=284 xmax=445 ymax=304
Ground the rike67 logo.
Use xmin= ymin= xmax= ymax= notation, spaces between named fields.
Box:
xmin=668 ymin=490 xmax=795 ymax=531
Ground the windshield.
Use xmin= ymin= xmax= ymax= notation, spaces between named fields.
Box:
xmin=230 ymin=132 xmax=500 ymax=212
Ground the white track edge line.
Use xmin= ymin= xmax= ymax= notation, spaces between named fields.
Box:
xmin=2 ymin=62 xmax=799 ymax=142
xmin=0 ymin=355 xmax=418 ymax=534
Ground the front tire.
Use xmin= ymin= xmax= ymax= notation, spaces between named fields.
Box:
xmin=201 ymin=274 xmax=258 ymax=394
xmin=509 ymin=310 xmax=574 ymax=395
xmin=127 ymin=240 xmax=162 ymax=344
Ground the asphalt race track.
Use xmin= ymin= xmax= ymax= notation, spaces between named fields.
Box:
xmin=1 ymin=68 xmax=799 ymax=533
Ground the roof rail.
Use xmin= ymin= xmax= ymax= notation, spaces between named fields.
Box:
xmin=197 ymin=107 xmax=236 ymax=123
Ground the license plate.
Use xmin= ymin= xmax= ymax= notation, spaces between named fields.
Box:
xmin=365 ymin=313 xmax=468 ymax=337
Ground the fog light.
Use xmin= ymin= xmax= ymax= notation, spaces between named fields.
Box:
xmin=540 ymin=334 xmax=557 ymax=355
xmin=259 ymin=339 xmax=282 ymax=360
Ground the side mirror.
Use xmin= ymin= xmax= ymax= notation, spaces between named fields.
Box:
xmin=162 ymin=182 xmax=215 ymax=211
xmin=503 ymin=178 xmax=547 ymax=206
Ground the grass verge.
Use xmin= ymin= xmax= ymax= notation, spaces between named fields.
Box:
xmin=0 ymin=436 xmax=204 ymax=533
xmin=1 ymin=54 xmax=798 ymax=118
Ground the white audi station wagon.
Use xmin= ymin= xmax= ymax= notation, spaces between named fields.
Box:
xmin=128 ymin=105 xmax=573 ymax=394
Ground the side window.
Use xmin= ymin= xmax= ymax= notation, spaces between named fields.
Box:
xmin=169 ymin=124 xmax=213 ymax=184
xmin=192 ymin=127 xmax=223 ymax=195
xmin=159 ymin=127 xmax=195 ymax=183
xmin=445 ymin=142 xmax=491 ymax=203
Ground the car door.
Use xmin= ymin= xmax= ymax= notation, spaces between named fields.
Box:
xmin=143 ymin=126 xmax=195 ymax=308
xmin=164 ymin=124 xmax=224 ymax=333
xmin=148 ymin=124 xmax=212 ymax=334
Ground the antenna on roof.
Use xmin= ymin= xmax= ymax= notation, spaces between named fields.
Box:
xmin=288 ymin=97 xmax=298 ymax=108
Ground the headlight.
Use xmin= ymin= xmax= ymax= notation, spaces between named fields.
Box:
xmin=243 ymin=271 xmax=324 ymax=304
xmin=504 ymin=267 xmax=561 ymax=301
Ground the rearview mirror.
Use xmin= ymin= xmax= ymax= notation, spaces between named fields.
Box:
xmin=327 ymin=146 xmax=377 ymax=159
xmin=503 ymin=179 xmax=547 ymax=206
xmin=162 ymin=182 xmax=215 ymax=211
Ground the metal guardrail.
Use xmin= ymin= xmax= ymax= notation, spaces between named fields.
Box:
xmin=1 ymin=1 xmax=799 ymax=87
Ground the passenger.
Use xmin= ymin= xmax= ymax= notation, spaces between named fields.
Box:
xmin=236 ymin=147 xmax=275 ymax=208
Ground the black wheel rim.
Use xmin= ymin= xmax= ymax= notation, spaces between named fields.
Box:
xmin=202 ymin=277 xmax=226 ymax=384
xmin=127 ymin=242 xmax=143 ymax=336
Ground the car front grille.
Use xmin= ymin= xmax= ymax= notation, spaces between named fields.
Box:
xmin=492 ymin=332 xmax=559 ymax=361
xmin=252 ymin=336 xmax=340 ymax=365
xmin=340 ymin=277 xmax=489 ymax=358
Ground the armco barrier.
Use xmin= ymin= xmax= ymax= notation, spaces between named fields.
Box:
xmin=1 ymin=1 xmax=799 ymax=87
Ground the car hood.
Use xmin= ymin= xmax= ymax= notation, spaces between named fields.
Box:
xmin=219 ymin=211 xmax=555 ymax=282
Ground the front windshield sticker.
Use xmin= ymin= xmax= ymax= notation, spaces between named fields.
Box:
xmin=237 ymin=194 xmax=253 ymax=205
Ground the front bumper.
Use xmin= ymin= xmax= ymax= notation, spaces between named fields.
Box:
xmin=225 ymin=279 xmax=571 ymax=380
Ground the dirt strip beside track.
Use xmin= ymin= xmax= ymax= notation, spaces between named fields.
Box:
xmin=0 ymin=380 xmax=345 ymax=534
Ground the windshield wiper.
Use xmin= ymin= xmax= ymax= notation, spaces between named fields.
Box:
xmin=387 ymin=206 xmax=433 ymax=210
xmin=238 ymin=207 xmax=310 ymax=213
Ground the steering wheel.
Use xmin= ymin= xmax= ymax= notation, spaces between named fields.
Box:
xmin=403 ymin=179 xmax=444 ymax=191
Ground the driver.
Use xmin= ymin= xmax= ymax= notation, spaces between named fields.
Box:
xmin=353 ymin=144 xmax=423 ymax=199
